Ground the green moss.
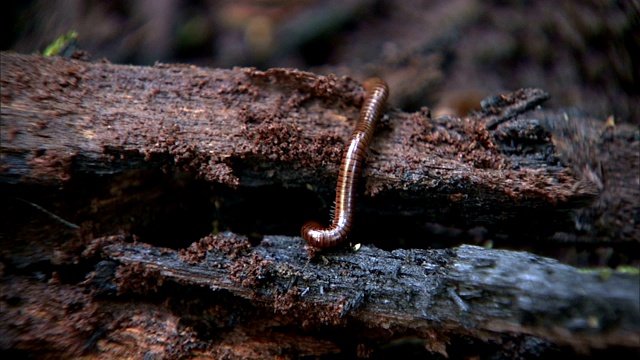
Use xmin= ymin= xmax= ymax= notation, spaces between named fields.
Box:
xmin=576 ymin=266 xmax=639 ymax=280
xmin=43 ymin=31 xmax=78 ymax=56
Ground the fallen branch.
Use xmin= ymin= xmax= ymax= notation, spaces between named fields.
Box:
xmin=99 ymin=232 xmax=640 ymax=352
xmin=1 ymin=52 xmax=599 ymax=238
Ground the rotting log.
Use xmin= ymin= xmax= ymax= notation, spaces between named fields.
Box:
xmin=2 ymin=233 xmax=639 ymax=358
xmin=95 ymin=232 xmax=639 ymax=353
xmin=2 ymin=53 xmax=639 ymax=358
xmin=1 ymin=52 xmax=600 ymax=239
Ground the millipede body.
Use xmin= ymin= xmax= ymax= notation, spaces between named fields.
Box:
xmin=301 ymin=78 xmax=389 ymax=248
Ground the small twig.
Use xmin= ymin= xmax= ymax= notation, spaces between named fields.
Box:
xmin=481 ymin=88 xmax=550 ymax=130
xmin=16 ymin=198 xmax=80 ymax=229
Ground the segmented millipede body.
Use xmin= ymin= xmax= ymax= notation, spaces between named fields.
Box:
xmin=301 ymin=78 xmax=389 ymax=248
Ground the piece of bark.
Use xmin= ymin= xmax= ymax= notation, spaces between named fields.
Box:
xmin=96 ymin=232 xmax=639 ymax=353
xmin=0 ymin=52 xmax=598 ymax=237
xmin=478 ymin=88 xmax=551 ymax=130
xmin=1 ymin=273 xmax=344 ymax=359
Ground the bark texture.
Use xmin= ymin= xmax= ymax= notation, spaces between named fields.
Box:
xmin=1 ymin=53 xmax=638 ymax=359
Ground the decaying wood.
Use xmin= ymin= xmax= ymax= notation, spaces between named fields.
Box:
xmin=4 ymin=231 xmax=636 ymax=358
xmin=95 ymin=232 xmax=639 ymax=352
xmin=2 ymin=53 xmax=639 ymax=358
xmin=0 ymin=52 xmax=602 ymax=239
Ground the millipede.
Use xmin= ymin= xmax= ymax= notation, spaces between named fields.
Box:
xmin=301 ymin=78 xmax=389 ymax=248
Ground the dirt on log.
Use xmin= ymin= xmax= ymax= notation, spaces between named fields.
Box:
xmin=1 ymin=53 xmax=639 ymax=358
xmin=0 ymin=53 xmax=603 ymax=238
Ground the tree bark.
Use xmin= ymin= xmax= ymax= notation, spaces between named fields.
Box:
xmin=100 ymin=232 xmax=640 ymax=351
xmin=1 ymin=53 xmax=600 ymax=236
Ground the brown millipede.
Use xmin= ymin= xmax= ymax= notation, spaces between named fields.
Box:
xmin=301 ymin=78 xmax=389 ymax=248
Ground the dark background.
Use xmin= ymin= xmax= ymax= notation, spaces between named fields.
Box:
xmin=3 ymin=0 xmax=639 ymax=123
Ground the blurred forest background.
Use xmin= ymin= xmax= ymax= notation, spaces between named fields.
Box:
xmin=3 ymin=0 xmax=639 ymax=124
